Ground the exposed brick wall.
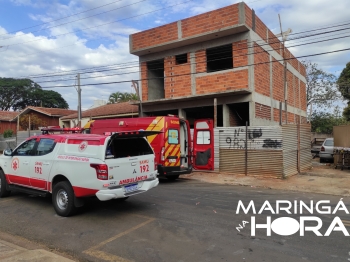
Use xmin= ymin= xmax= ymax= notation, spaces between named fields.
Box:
xmin=273 ymin=108 xmax=285 ymax=123
xmin=255 ymin=103 xmax=271 ymax=120
xmin=287 ymin=70 xmax=294 ymax=107
xmin=195 ymin=50 xmax=206 ymax=73
xmin=244 ymin=4 xmax=253 ymax=28
xmin=254 ymin=43 xmax=270 ymax=97
xmin=288 ymin=112 xmax=295 ymax=123
xmin=233 ymin=40 xmax=248 ymax=67
xmin=164 ymin=55 xmax=192 ymax=98
xmin=272 ymin=58 xmax=284 ymax=101
xmin=268 ymin=29 xmax=282 ymax=56
xmin=141 ymin=62 xmax=148 ymax=101
xmin=196 ymin=69 xmax=248 ymax=94
xmin=301 ymin=116 xmax=308 ymax=124
xmin=131 ymin=22 xmax=178 ymax=51
xmin=229 ymin=109 xmax=242 ymax=126
xmin=299 ymin=61 xmax=306 ymax=76
xmin=300 ymin=81 xmax=307 ymax=111
xmin=181 ymin=5 xmax=239 ymax=38
xmin=255 ymin=16 xmax=268 ymax=42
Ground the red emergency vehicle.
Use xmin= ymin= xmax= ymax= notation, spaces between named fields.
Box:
xmin=86 ymin=116 xmax=193 ymax=180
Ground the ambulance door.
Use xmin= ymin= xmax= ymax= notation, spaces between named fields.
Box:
xmin=193 ymin=119 xmax=214 ymax=170
xmin=29 ymin=138 xmax=56 ymax=190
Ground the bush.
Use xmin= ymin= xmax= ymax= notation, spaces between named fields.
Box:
xmin=3 ymin=129 xmax=14 ymax=138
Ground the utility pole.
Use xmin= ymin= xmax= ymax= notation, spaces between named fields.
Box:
xmin=77 ymin=73 xmax=82 ymax=128
xmin=132 ymin=80 xmax=143 ymax=117
xmin=277 ymin=14 xmax=292 ymax=125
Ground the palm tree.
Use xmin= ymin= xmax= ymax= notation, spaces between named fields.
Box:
xmin=108 ymin=92 xmax=138 ymax=103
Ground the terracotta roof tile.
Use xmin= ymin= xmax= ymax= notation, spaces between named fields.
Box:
xmin=0 ymin=111 xmax=20 ymax=121
xmin=26 ymin=107 xmax=77 ymax=116
xmin=61 ymin=102 xmax=138 ymax=120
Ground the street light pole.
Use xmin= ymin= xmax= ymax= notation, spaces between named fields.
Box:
xmin=77 ymin=73 xmax=82 ymax=128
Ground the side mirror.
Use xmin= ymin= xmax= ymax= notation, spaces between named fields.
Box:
xmin=4 ymin=149 xmax=13 ymax=156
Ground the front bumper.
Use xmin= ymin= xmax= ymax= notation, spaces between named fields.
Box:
xmin=95 ymin=177 xmax=159 ymax=201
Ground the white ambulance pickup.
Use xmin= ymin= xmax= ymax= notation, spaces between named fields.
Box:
xmin=0 ymin=128 xmax=159 ymax=217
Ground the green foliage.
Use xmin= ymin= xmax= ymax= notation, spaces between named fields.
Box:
xmin=311 ymin=109 xmax=347 ymax=134
xmin=343 ymin=104 xmax=350 ymax=121
xmin=337 ymin=62 xmax=350 ymax=100
xmin=108 ymin=92 xmax=138 ymax=103
xmin=303 ymin=61 xmax=341 ymax=115
xmin=3 ymin=129 xmax=14 ymax=138
xmin=0 ymin=77 xmax=68 ymax=111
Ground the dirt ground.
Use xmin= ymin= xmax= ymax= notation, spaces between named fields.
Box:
xmin=183 ymin=158 xmax=350 ymax=197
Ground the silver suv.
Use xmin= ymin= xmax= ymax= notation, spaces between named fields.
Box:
xmin=319 ymin=138 xmax=334 ymax=163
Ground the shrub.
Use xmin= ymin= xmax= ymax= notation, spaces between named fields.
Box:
xmin=3 ymin=129 xmax=14 ymax=138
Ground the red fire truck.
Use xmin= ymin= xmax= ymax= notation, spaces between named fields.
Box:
xmin=85 ymin=117 xmax=215 ymax=179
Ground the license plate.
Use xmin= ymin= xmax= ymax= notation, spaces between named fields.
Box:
xmin=125 ymin=184 xmax=138 ymax=193
xmin=168 ymin=159 xmax=176 ymax=163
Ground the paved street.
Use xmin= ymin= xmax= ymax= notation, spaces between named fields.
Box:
xmin=0 ymin=178 xmax=349 ymax=262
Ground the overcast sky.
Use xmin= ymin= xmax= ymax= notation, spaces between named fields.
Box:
xmin=0 ymin=0 xmax=349 ymax=111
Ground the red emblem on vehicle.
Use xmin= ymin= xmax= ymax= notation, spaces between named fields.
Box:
xmin=78 ymin=141 xmax=88 ymax=152
xmin=12 ymin=158 xmax=19 ymax=171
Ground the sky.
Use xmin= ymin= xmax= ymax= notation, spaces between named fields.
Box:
xmin=0 ymin=0 xmax=349 ymax=111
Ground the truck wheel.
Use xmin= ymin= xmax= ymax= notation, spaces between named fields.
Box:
xmin=167 ymin=175 xmax=179 ymax=181
xmin=52 ymin=181 xmax=76 ymax=217
xmin=0 ymin=170 xmax=11 ymax=198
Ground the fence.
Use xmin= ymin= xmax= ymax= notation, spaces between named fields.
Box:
xmin=0 ymin=130 xmax=41 ymax=151
xmin=214 ymin=124 xmax=312 ymax=178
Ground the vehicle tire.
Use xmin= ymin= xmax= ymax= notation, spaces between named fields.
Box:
xmin=320 ymin=158 xmax=324 ymax=163
xmin=52 ymin=181 xmax=76 ymax=217
xmin=0 ymin=170 xmax=11 ymax=198
xmin=167 ymin=175 xmax=179 ymax=181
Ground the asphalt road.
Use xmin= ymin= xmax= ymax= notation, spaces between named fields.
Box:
xmin=0 ymin=178 xmax=349 ymax=262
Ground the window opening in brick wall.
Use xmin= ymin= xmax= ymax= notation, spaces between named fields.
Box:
xmin=206 ymin=44 xmax=233 ymax=73
xmin=175 ymin=53 xmax=187 ymax=64
xmin=147 ymin=59 xmax=165 ymax=100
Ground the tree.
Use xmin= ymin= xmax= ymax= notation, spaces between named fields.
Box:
xmin=19 ymin=113 xmax=47 ymax=130
xmin=108 ymin=92 xmax=138 ymax=103
xmin=337 ymin=62 xmax=350 ymax=120
xmin=310 ymin=107 xmax=347 ymax=134
xmin=0 ymin=77 xmax=69 ymax=111
xmin=337 ymin=62 xmax=350 ymax=100
xmin=304 ymin=61 xmax=341 ymax=117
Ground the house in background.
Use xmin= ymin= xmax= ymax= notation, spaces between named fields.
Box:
xmin=14 ymin=107 xmax=77 ymax=130
xmin=60 ymin=102 xmax=138 ymax=128
xmin=129 ymin=2 xmax=307 ymax=127
xmin=0 ymin=111 xmax=20 ymax=134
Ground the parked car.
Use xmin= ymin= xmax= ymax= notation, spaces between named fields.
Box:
xmin=311 ymin=138 xmax=325 ymax=157
xmin=319 ymin=138 xmax=334 ymax=163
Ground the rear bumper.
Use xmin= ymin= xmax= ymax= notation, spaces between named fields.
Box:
xmin=158 ymin=165 xmax=193 ymax=177
xmin=95 ymin=177 xmax=159 ymax=201
xmin=319 ymin=152 xmax=333 ymax=159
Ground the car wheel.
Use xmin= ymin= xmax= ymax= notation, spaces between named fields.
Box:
xmin=52 ymin=181 xmax=76 ymax=217
xmin=0 ymin=170 xmax=11 ymax=198
xmin=167 ymin=175 xmax=179 ymax=181
xmin=320 ymin=158 xmax=324 ymax=163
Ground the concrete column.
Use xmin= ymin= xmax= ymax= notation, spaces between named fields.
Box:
xmin=178 ymin=108 xmax=186 ymax=119
xmin=190 ymin=52 xmax=196 ymax=95
xmin=222 ymin=104 xmax=230 ymax=127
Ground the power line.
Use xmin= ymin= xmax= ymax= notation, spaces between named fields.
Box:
xmin=0 ymin=0 xmax=126 ymax=38
xmin=31 ymin=47 xmax=350 ymax=89
xmin=16 ymin=25 xmax=350 ymax=81
xmin=0 ymin=0 xmax=148 ymax=42
xmin=0 ymin=0 xmax=194 ymax=48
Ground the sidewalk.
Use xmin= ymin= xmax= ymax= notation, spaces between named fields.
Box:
xmin=183 ymin=160 xmax=350 ymax=197
xmin=0 ymin=231 xmax=76 ymax=262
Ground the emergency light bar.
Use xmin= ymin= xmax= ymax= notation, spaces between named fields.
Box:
xmin=41 ymin=127 xmax=83 ymax=134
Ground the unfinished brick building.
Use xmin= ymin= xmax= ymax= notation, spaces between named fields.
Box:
xmin=129 ymin=2 xmax=307 ymax=126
